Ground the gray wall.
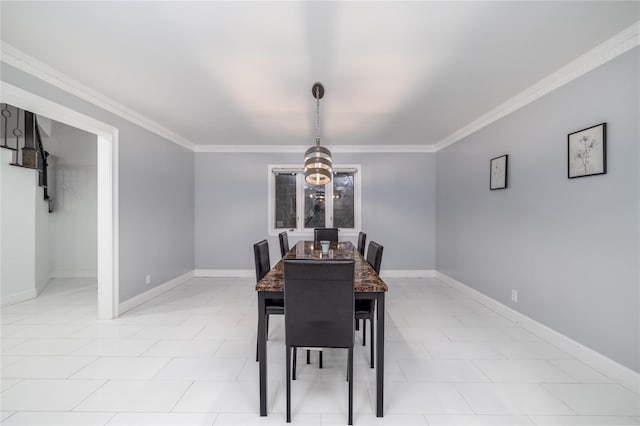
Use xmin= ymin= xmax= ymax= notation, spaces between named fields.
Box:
xmin=1 ymin=63 xmax=195 ymax=304
xmin=195 ymin=152 xmax=435 ymax=271
xmin=436 ymin=48 xmax=639 ymax=372
xmin=48 ymin=121 xmax=97 ymax=277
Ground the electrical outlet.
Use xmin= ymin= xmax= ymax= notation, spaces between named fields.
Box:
xmin=145 ymin=274 xmax=151 ymax=285
xmin=511 ymin=289 xmax=518 ymax=303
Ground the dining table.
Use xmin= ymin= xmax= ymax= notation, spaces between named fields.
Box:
xmin=255 ymin=240 xmax=388 ymax=417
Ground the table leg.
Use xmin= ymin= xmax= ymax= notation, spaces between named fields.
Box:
xmin=376 ymin=293 xmax=385 ymax=417
xmin=258 ymin=294 xmax=267 ymax=416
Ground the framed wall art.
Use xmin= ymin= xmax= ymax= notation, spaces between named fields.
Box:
xmin=568 ymin=122 xmax=606 ymax=179
xmin=490 ymin=154 xmax=508 ymax=190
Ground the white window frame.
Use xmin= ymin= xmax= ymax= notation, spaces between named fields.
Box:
xmin=268 ymin=164 xmax=361 ymax=238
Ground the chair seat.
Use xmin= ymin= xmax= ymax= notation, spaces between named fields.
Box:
xmin=355 ymin=300 xmax=374 ymax=317
xmin=266 ymin=299 xmax=284 ymax=314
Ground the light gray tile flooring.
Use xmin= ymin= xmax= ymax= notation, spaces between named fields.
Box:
xmin=1 ymin=277 xmax=638 ymax=425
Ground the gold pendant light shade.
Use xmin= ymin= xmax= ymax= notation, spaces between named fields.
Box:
xmin=305 ymin=82 xmax=333 ymax=185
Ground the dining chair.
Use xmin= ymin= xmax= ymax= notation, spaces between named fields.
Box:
xmin=314 ymin=227 xmax=339 ymax=242
xmin=284 ymin=259 xmax=355 ymax=425
xmin=254 ymin=239 xmax=284 ymax=362
xmin=357 ymin=231 xmax=367 ymax=256
xmin=355 ymin=241 xmax=383 ymax=368
xmin=279 ymin=231 xmax=289 ymax=258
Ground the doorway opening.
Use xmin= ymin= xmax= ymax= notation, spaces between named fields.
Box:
xmin=1 ymin=82 xmax=119 ymax=319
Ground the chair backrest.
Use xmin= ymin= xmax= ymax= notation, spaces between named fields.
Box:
xmin=284 ymin=259 xmax=354 ymax=348
xmin=357 ymin=232 xmax=367 ymax=256
xmin=253 ymin=239 xmax=270 ymax=282
xmin=279 ymin=231 xmax=289 ymax=258
xmin=314 ymin=227 xmax=339 ymax=242
xmin=366 ymin=241 xmax=383 ymax=274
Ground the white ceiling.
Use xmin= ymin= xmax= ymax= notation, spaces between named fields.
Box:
xmin=1 ymin=1 xmax=638 ymax=147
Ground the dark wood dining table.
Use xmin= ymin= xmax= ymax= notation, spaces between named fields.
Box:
xmin=255 ymin=240 xmax=389 ymax=417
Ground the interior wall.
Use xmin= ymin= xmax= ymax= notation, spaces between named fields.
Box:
xmin=1 ymin=62 xmax=196 ymax=305
xmin=195 ymin=152 xmax=436 ymax=272
xmin=0 ymin=149 xmax=40 ymax=304
xmin=436 ymin=47 xmax=639 ymax=372
xmin=47 ymin=121 xmax=97 ymax=278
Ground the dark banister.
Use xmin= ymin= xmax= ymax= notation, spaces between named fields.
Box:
xmin=34 ymin=116 xmax=49 ymax=201
xmin=22 ymin=111 xmax=37 ymax=168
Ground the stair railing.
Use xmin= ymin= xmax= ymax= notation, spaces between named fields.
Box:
xmin=1 ymin=103 xmax=52 ymax=207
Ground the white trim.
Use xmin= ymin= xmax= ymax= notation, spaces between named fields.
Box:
xmin=380 ymin=270 xmax=436 ymax=278
xmin=196 ymin=144 xmax=436 ymax=153
xmin=1 ymin=289 xmax=37 ymax=307
xmin=0 ymin=82 xmax=120 ymax=320
xmin=50 ymin=271 xmax=97 ymax=279
xmin=119 ymin=270 xmax=194 ymax=315
xmin=435 ymin=271 xmax=640 ymax=394
xmin=194 ymin=269 xmax=254 ymax=278
xmin=1 ymin=42 xmax=196 ymax=151
xmin=434 ymin=21 xmax=640 ymax=151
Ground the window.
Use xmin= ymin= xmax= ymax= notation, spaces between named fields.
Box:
xmin=269 ymin=165 xmax=361 ymax=235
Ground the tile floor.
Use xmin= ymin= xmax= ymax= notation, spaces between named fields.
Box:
xmin=1 ymin=277 xmax=638 ymax=425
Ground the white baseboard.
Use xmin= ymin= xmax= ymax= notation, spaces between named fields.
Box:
xmin=50 ymin=271 xmax=98 ymax=279
xmin=1 ymin=289 xmax=37 ymax=306
xmin=118 ymin=270 xmax=194 ymax=315
xmin=380 ymin=269 xmax=436 ymax=278
xmin=194 ymin=269 xmax=254 ymax=278
xmin=435 ymin=271 xmax=640 ymax=394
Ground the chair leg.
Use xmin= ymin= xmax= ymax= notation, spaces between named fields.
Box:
xmin=286 ymin=346 xmax=291 ymax=423
xmin=292 ymin=347 xmax=297 ymax=380
xmin=362 ymin=320 xmax=366 ymax=346
xmin=370 ymin=318 xmax=375 ymax=368
xmin=255 ymin=321 xmax=260 ymax=362
xmin=306 ymin=350 xmax=310 ymax=364
xmin=266 ymin=314 xmax=270 ymax=341
xmin=355 ymin=319 xmax=360 ymax=330
xmin=319 ymin=350 xmax=323 ymax=368
xmin=348 ymin=347 xmax=353 ymax=425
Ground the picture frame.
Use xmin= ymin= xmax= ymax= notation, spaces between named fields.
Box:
xmin=490 ymin=154 xmax=508 ymax=190
xmin=568 ymin=122 xmax=606 ymax=179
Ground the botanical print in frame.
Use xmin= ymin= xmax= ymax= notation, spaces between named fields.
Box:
xmin=568 ymin=122 xmax=607 ymax=178
xmin=490 ymin=154 xmax=508 ymax=190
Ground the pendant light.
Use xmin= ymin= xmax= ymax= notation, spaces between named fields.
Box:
xmin=304 ymin=82 xmax=333 ymax=185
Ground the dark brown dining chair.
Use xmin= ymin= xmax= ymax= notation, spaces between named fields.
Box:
xmin=314 ymin=227 xmax=339 ymax=242
xmin=357 ymin=231 xmax=367 ymax=256
xmin=355 ymin=241 xmax=383 ymax=368
xmin=279 ymin=231 xmax=289 ymax=258
xmin=284 ymin=259 xmax=355 ymax=425
xmin=254 ymin=239 xmax=284 ymax=362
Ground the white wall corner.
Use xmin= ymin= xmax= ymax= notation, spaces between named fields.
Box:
xmin=118 ymin=270 xmax=194 ymax=316
xmin=35 ymin=275 xmax=51 ymax=295
xmin=435 ymin=271 xmax=640 ymax=394
xmin=194 ymin=269 xmax=254 ymax=278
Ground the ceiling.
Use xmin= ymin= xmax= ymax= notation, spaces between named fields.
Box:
xmin=1 ymin=1 xmax=638 ymax=147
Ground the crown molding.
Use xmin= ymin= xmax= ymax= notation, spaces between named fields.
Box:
xmin=3 ymin=19 xmax=637 ymax=156
xmin=0 ymin=41 xmax=196 ymax=151
xmin=434 ymin=21 xmax=640 ymax=152
xmin=194 ymin=144 xmax=436 ymax=153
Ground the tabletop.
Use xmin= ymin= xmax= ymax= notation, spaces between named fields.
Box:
xmin=256 ymin=241 xmax=388 ymax=293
